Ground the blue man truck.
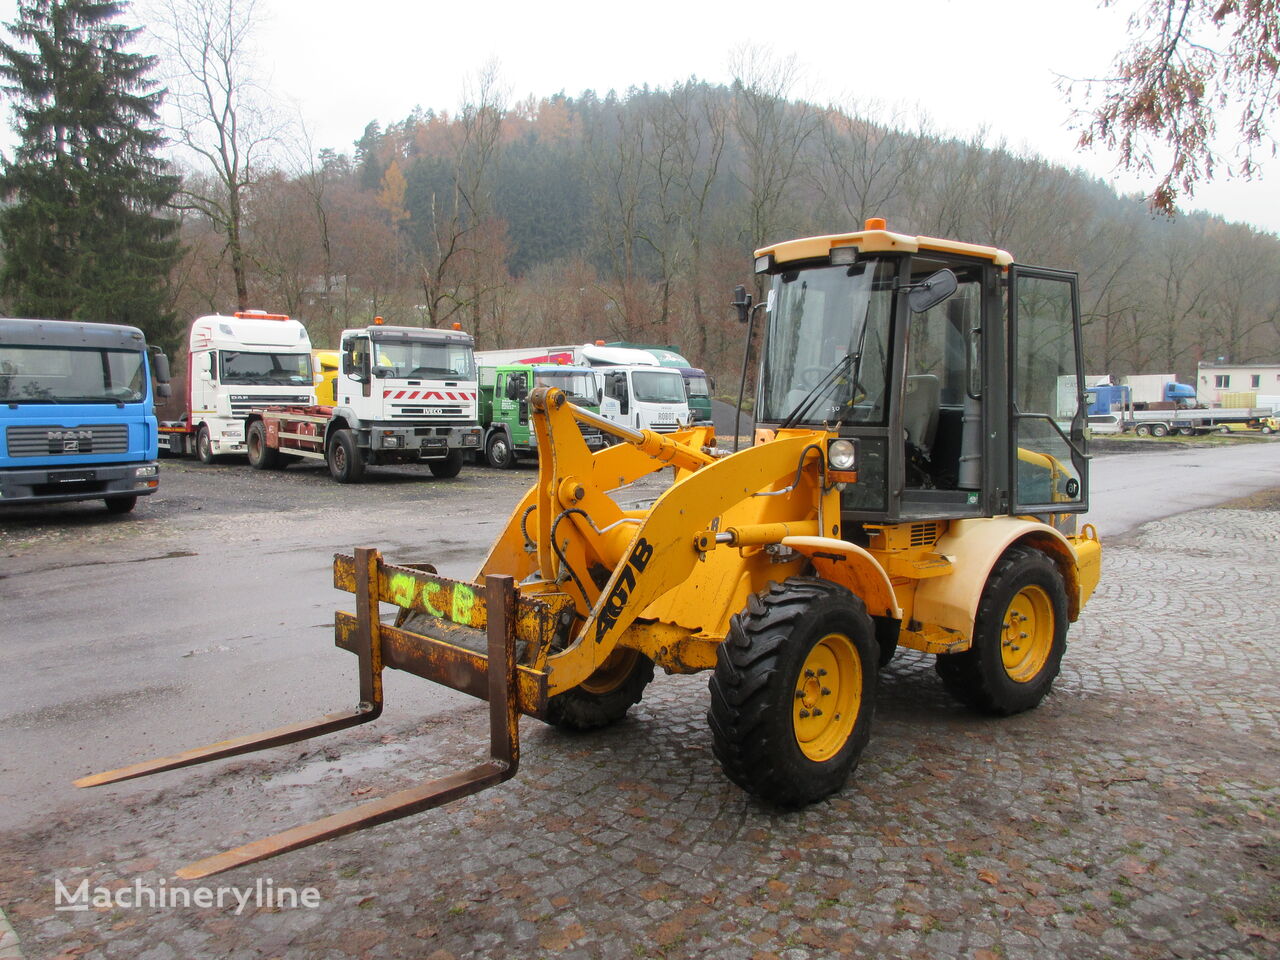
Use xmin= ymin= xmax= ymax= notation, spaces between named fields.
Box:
xmin=0 ymin=318 xmax=171 ymax=513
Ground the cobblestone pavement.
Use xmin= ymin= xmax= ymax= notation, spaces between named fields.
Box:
xmin=2 ymin=504 xmax=1279 ymax=960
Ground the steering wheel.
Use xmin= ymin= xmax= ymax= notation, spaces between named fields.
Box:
xmin=795 ymin=366 xmax=830 ymax=389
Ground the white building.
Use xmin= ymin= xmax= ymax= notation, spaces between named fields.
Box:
xmin=1196 ymin=362 xmax=1280 ymax=409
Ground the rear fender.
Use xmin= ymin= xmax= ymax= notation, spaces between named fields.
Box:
xmin=912 ymin=517 xmax=1086 ymax=644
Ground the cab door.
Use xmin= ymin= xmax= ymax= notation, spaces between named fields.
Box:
xmin=1008 ymin=266 xmax=1088 ymax=515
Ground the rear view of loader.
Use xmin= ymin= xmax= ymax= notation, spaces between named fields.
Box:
xmin=80 ymin=219 xmax=1100 ymax=876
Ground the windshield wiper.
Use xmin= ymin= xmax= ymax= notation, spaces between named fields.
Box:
xmin=778 ymin=354 xmax=856 ymax=430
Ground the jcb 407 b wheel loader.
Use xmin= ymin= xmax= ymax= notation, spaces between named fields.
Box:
xmin=79 ymin=219 xmax=1101 ymax=878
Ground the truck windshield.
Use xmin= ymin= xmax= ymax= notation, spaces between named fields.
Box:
xmin=219 ymin=351 xmax=311 ymax=386
xmin=632 ymin=370 xmax=687 ymax=403
xmin=0 ymin=345 xmax=146 ymax=404
xmin=759 ymin=258 xmax=896 ymax=426
xmin=535 ymin=371 xmax=596 ymax=402
xmin=373 ymin=340 xmax=476 ymax=380
xmin=685 ymin=374 xmax=710 ymax=398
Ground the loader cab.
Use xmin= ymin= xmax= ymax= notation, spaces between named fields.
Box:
xmin=752 ymin=223 xmax=1088 ymax=530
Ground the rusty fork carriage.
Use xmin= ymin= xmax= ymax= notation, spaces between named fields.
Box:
xmin=77 ymin=548 xmax=547 ymax=879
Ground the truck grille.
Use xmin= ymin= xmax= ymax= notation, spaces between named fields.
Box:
xmin=228 ymin=394 xmax=312 ymax=416
xmin=6 ymin=424 xmax=129 ymax=457
xmin=391 ymin=405 xmax=467 ymax=417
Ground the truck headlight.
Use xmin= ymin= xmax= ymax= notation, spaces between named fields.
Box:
xmin=134 ymin=465 xmax=159 ymax=478
xmin=382 ymin=433 xmax=402 ymax=448
xmin=828 ymin=439 xmax=857 ymax=470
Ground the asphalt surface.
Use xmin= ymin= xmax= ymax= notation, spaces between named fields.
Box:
xmin=2 ymin=437 xmax=1280 ymax=959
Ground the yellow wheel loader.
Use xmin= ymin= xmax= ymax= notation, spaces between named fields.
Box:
xmin=79 ymin=219 xmax=1102 ymax=877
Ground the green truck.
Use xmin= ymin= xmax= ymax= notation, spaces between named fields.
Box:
xmin=603 ymin=342 xmax=712 ymax=425
xmin=477 ymin=363 xmax=607 ymax=468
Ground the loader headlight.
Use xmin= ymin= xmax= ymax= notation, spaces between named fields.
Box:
xmin=828 ymin=439 xmax=857 ymax=470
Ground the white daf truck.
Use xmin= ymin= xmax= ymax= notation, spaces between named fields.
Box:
xmin=160 ymin=310 xmax=316 ymax=460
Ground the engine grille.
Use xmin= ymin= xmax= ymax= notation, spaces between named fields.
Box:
xmin=6 ymin=424 xmax=129 ymax=457
xmin=228 ymin=393 xmax=313 ymax=417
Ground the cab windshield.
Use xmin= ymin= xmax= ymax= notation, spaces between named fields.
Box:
xmin=372 ymin=340 xmax=475 ymax=380
xmin=685 ymin=374 xmax=710 ymax=398
xmin=759 ymin=259 xmax=897 ymax=425
xmin=219 ymin=350 xmax=311 ymax=386
xmin=0 ymin=345 xmax=147 ymax=403
xmin=632 ymin=370 xmax=686 ymax=403
xmin=535 ymin=371 xmax=596 ymax=403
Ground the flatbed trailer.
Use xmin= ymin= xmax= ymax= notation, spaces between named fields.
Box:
xmin=1122 ymin=406 xmax=1276 ymax=436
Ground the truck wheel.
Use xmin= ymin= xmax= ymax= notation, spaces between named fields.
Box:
xmin=428 ymin=449 xmax=464 ymax=478
xmin=328 ymin=429 xmax=365 ymax=483
xmin=103 ymin=495 xmax=137 ymax=514
xmin=935 ymin=545 xmax=1067 ymax=716
xmin=246 ymin=421 xmax=280 ymax=470
xmin=544 ymin=648 xmax=654 ymax=731
xmin=486 ymin=432 xmax=516 ymax=469
xmin=707 ymin=578 xmax=877 ymax=807
xmin=196 ymin=425 xmax=215 ymax=463
xmin=1150 ymin=423 xmax=1169 ymax=437
xmin=1262 ymin=425 xmax=1274 ymax=435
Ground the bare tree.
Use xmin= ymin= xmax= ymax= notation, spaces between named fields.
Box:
xmin=415 ymin=64 xmax=509 ymax=337
xmin=812 ymin=100 xmax=916 ymax=227
xmin=149 ymin=0 xmax=283 ymax=311
xmin=730 ymin=47 xmax=816 ymax=250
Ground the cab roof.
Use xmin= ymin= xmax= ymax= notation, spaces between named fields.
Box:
xmin=755 ymin=220 xmax=1014 ymax=270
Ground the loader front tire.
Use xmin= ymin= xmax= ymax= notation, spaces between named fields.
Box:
xmin=544 ymin=648 xmax=653 ymax=731
xmin=708 ymin=578 xmax=877 ymax=808
xmin=934 ymin=545 xmax=1067 ymax=716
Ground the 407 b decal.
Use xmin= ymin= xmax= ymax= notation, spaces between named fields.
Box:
xmin=593 ymin=538 xmax=654 ymax=643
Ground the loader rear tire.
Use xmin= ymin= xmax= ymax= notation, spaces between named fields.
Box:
xmin=544 ymin=648 xmax=653 ymax=730
xmin=707 ymin=578 xmax=877 ymax=808
xmin=934 ymin=545 xmax=1067 ymax=716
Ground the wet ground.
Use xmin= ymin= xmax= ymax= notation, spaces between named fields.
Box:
xmin=2 ymin=447 xmax=1279 ymax=958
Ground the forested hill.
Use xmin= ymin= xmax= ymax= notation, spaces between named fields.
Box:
xmin=175 ymin=80 xmax=1280 ymax=387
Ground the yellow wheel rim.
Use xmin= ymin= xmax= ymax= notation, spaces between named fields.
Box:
xmin=579 ymin=647 xmax=638 ymax=695
xmin=1001 ymin=585 xmax=1054 ymax=683
xmin=793 ymin=633 xmax=862 ymax=762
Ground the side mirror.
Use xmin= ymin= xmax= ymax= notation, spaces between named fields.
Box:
xmin=198 ymin=354 xmax=212 ymax=381
xmin=908 ymin=268 xmax=959 ymax=313
xmin=156 ymin=383 xmax=173 ymax=399
xmin=150 ymin=349 xmax=171 ymax=383
xmin=731 ymin=284 xmax=752 ymax=323
xmin=342 ymin=354 xmax=355 ymax=376
xmin=597 ymin=387 xmax=603 ymax=404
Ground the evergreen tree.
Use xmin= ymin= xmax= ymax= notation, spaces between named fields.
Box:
xmin=0 ymin=0 xmax=180 ymax=347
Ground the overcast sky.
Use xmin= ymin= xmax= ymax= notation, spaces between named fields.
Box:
xmin=2 ymin=0 xmax=1277 ymax=235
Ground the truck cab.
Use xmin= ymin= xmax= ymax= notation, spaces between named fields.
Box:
xmin=478 ymin=363 xmax=605 ymax=468
xmin=597 ymin=365 xmax=690 ymax=433
xmin=334 ymin=322 xmax=481 ymax=472
xmin=177 ymin=310 xmax=314 ymax=460
xmin=0 ymin=318 xmax=170 ymax=513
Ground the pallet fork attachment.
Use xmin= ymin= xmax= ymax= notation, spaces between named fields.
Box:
xmin=76 ymin=547 xmax=533 ymax=879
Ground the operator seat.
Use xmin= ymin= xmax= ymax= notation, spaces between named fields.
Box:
xmin=903 ymin=374 xmax=940 ymax=459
